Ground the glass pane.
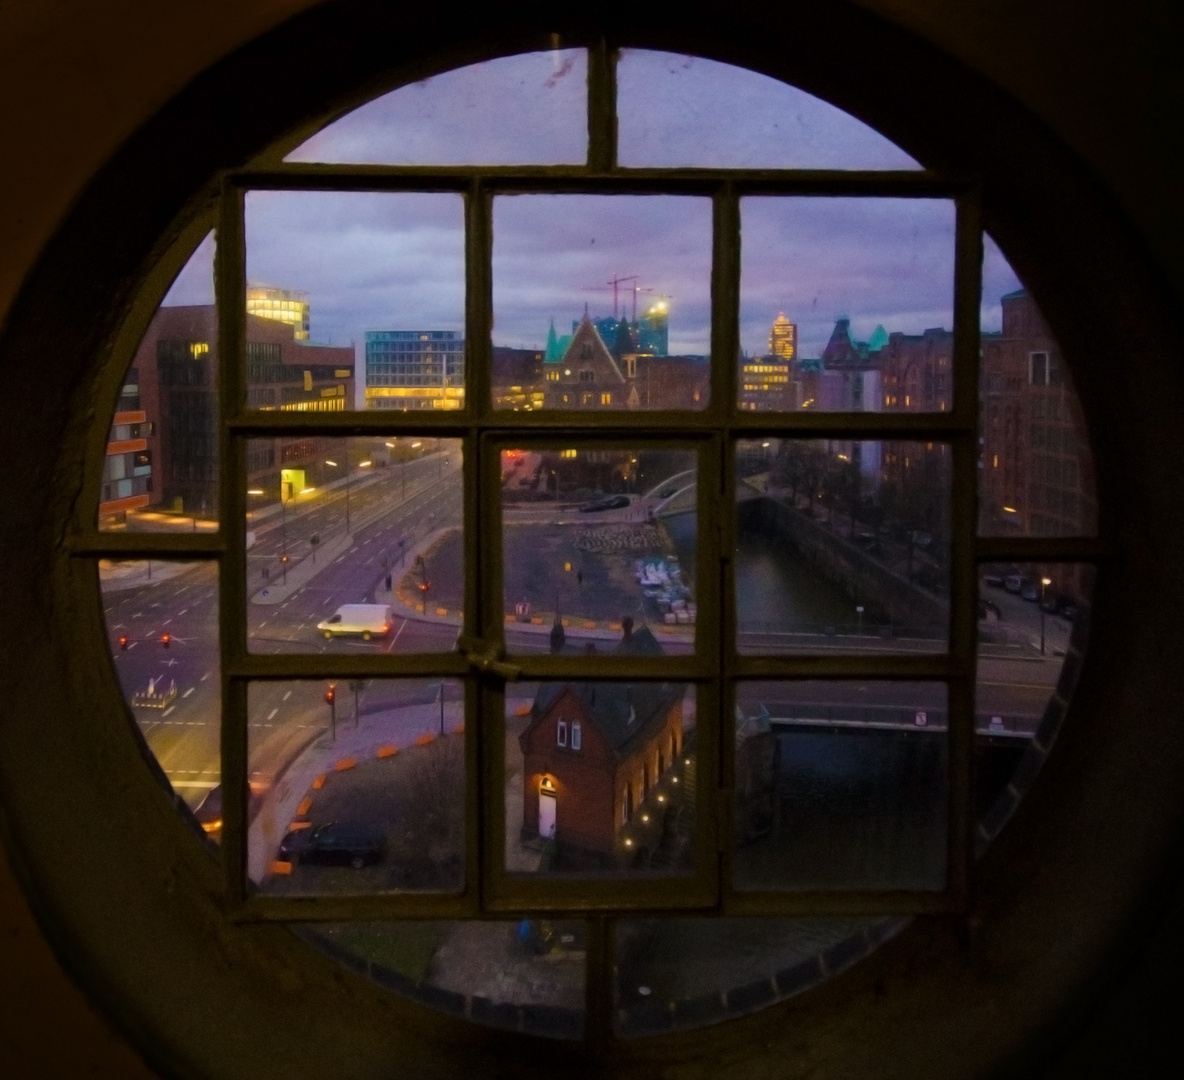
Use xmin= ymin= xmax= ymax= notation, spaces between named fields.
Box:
xmin=492 ymin=195 xmax=711 ymax=412
xmin=99 ymin=232 xmax=218 ymax=529
xmin=979 ymin=236 xmax=1098 ymax=536
xmin=501 ymin=448 xmax=698 ymax=653
xmin=245 ymin=191 xmax=464 ymax=412
xmin=976 ymin=563 xmax=1094 ymax=847
xmin=740 ymin=198 xmax=956 ymax=412
xmin=734 ymin=682 xmax=948 ymax=890
xmin=614 ymin=916 xmax=906 ymax=1034
xmin=736 ymin=439 xmax=950 ymax=653
xmin=285 ymin=50 xmax=587 ymax=165
xmin=250 ymin=679 xmax=464 ymax=895
xmin=246 ymin=438 xmax=462 ymax=655
xmin=508 ymin=683 xmax=696 ymax=876
xmin=101 ymin=560 xmax=221 ymax=840
xmin=299 ymin=920 xmax=585 ymax=1039
xmin=617 ymin=50 xmax=920 ymax=170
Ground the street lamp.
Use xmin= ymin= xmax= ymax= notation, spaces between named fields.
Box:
xmin=1039 ymin=575 xmax=1053 ymax=655
xmin=324 ymin=457 xmax=350 ymax=534
xmin=386 ymin=441 xmax=406 ymax=501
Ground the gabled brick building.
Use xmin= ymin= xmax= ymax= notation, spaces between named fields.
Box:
xmin=519 ymin=621 xmax=686 ymax=856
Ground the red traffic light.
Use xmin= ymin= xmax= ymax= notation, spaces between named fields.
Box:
xmin=117 ymin=635 xmax=129 ymax=651
xmin=161 ymin=633 xmax=171 ymax=649
xmin=419 ymin=581 xmax=430 ymax=591
xmin=324 ymin=688 xmax=335 ymax=704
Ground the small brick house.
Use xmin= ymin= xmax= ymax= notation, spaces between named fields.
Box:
xmin=519 ymin=620 xmax=685 ymax=855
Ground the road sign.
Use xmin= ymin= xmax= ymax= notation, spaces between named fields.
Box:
xmin=914 ymin=710 xmax=928 ymax=727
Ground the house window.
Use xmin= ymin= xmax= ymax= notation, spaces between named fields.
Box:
xmin=25 ymin=17 xmax=1120 ymax=1073
xmin=571 ymin=721 xmax=581 ymax=751
xmin=1030 ymin=351 xmax=1050 ymax=385
xmin=557 ymin=719 xmax=567 ymax=747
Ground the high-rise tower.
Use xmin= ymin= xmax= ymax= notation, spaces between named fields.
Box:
xmin=769 ymin=312 xmax=796 ymax=360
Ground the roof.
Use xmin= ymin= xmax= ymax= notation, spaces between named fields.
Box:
xmin=821 ymin=317 xmax=864 ymax=366
xmin=529 ymin=625 xmax=680 ymax=753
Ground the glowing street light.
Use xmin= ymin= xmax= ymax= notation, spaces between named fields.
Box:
xmin=1040 ymin=575 xmax=1054 ymax=655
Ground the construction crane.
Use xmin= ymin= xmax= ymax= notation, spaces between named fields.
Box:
xmin=605 ymin=274 xmax=639 ymax=319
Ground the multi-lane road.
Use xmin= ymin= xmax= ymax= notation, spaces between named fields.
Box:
xmin=102 ymin=451 xmax=1076 ymax=814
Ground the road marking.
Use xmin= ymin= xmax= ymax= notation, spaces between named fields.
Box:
xmin=178 ymin=608 xmax=187 ymax=616
xmin=283 ymin=690 xmax=292 ymax=701
xmin=201 ymin=672 xmax=210 ymax=681
xmin=183 ymin=687 xmax=195 ymax=698
xmin=163 ymin=618 xmax=172 ymax=625
xmin=267 ymin=708 xmax=278 ymax=720
xmin=163 ymin=706 xmax=175 ymax=717
xmin=258 ymin=620 xmax=268 ymax=628
xmin=128 ymin=641 xmax=138 ymax=651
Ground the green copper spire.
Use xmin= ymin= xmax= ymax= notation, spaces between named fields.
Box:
xmin=544 ymin=318 xmax=562 ymax=362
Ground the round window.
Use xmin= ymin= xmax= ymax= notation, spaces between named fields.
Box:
xmin=5 ymin=7 xmax=1172 ymax=1079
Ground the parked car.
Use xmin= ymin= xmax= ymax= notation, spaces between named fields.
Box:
xmin=579 ymin=494 xmax=630 ymax=512
xmin=278 ymin=822 xmax=385 ymax=868
xmin=1004 ymin=573 xmax=1029 ymax=593
xmin=1020 ymin=582 xmax=1040 ymax=601
xmin=982 ymin=573 xmax=1005 ymax=589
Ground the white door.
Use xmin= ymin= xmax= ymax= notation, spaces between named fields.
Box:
xmin=538 ymin=790 xmax=557 ymax=839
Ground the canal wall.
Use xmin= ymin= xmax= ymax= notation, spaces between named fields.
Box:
xmin=737 ymin=496 xmax=949 ymax=633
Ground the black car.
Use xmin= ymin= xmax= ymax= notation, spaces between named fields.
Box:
xmin=278 ymin=822 xmax=385 ymax=868
xmin=578 ymin=494 xmax=630 ymax=512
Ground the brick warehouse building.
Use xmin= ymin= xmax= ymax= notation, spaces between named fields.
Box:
xmin=519 ymin=621 xmax=687 ymax=859
xmin=101 ymin=304 xmax=354 ymax=520
xmin=980 ymin=289 xmax=1097 ymax=538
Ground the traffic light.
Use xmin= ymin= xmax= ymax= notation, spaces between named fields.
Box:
xmin=161 ymin=633 xmax=171 ymax=649
xmin=117 ymin=634 xmax=129 ymax=651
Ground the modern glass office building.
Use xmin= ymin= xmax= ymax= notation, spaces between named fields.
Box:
xmin=364 ymin=329 xmax=464 ymax=410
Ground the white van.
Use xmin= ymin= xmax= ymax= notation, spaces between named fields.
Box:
xmin=316 ymin=604 xmax=393 ymax=641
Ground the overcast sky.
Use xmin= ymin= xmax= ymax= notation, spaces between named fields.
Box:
xmin=163 ymin=48 xmax=1023 ymax=361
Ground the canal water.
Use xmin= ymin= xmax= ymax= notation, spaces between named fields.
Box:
xmin=664 ymin=512 xmax=856 ymax=632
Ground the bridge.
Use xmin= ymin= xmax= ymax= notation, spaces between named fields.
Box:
xmin=748 ymin=704 xmax=1036 ymax=743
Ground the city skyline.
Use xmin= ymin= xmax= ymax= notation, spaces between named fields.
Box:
xmin=161 ymin=47 xmax=1023 ymax=368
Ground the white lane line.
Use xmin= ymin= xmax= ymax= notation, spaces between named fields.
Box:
xmin=201 ymin=672 xmax=211 ymax=681
xmin=162 ymin=618 xmax=172 ymax=625
xmin=163 ymin=706 xmax=176 ymax=717
xmin=178 ymin=608 xmax=188 ymax=616
xmin=183 ymin=687 xmax=195 ymax=698
xmin=258 ymin=620 xmax=268 ymax=628
xmin=267 ymin=708 xmax=278 ymax=720
xmin=283 ymin=690 xmax=292 ymax=701
xmin=128 ymin=641 xmax=138 ymax=651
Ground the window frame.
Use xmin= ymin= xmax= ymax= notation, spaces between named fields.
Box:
xmin=2 ymin=11 xmax=1153 ymax=1073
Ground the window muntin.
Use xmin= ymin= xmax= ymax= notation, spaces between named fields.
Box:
xmin=85 ymin=42 xmax=1101 ymax=1039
